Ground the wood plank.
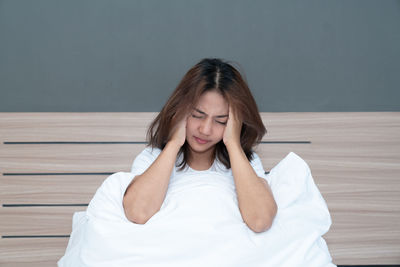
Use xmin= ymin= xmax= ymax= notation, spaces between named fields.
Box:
xmin=0 ymin=112 xmax=157 ymax=142
xmin=327 ymin=239 xmax=400 ymax=265
xmin=0 ymin=143 xmax=314 ymax=173
xmin=256 ymin=142 xmax=400 ymax=171
xmin=0 ymin=144 xmax=146 ymax=173
xmin=325 ymin=204 xmax=400 ymax=264
xmin=0 ymin=238 xmax=68 ymax=267
xmin=2 ymin=163 xmax=398 ymax=205
xmin=261 ymin=112 xmax=400 ymax=142
xmin=0 ymin=175 xmax=108 ymax=204
xmin=1 ymin=112 xmax=398 ymax=142
xmin=1 ymin=141 xmax=398 ymax=173
xmin=0 ymin=206 xmax=86 ymax=236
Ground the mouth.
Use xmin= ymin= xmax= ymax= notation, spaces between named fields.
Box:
xmin=194 ymin=136 xmax=209 ymax=144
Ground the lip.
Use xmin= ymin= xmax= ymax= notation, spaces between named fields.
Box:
xmin=194 ymin=136 xmax=209 ymax=144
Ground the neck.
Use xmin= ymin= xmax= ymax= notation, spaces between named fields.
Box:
xmin=188 ymin=147 xmax=215 ymax=169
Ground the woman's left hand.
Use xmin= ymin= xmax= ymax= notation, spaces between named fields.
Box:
xmin=223 ymin=106 xmax=242 ymax=148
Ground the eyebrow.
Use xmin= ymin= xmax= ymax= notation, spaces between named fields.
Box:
xmin=194 ymin=108 xmax=228 ymax=118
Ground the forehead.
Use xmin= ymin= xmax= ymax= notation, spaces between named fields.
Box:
xmin=195 ymin=91 xmax=228 ymax=113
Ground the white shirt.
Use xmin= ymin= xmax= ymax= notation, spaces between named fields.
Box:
xmin=130 ymin=146 xmax=270 ymax=183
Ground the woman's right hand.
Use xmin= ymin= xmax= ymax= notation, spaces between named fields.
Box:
xmin=168 ymin=114 xmax=188 ymax=148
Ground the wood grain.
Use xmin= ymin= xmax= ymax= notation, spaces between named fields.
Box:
xmin=0 ymin=238 xmax=69 ymax=267
xmin=0 ymin=112 xmax=399 ymax=265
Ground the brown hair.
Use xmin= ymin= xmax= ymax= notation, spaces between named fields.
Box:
xmin=146 ymin=58 xmax=267 ymax=171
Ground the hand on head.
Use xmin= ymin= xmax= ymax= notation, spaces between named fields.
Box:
xmin=169 ymin=113 xmax=188 ymax=148
xmin=222 ymin=106 xmax=242 ymax=147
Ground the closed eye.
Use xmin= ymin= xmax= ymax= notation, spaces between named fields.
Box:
xmin=191 ymin=114 xmax=227 ymax=125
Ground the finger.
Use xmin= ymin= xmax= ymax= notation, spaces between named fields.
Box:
xmin=229 ymin=106 xmax=235 ymax=120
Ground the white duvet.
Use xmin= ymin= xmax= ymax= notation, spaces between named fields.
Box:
xmin=58 ymin=152 xmax=336 ymax=267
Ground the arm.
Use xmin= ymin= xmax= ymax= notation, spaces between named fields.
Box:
xmin=223 ymin=106 xmax=277 ymax=233
xmin=123 ymin=141 xmax=181 ymax=224
xmin=226 ymin=142 xmax=277 ymax=233
xmin=123 ymin=113 xmax=187 ymax=224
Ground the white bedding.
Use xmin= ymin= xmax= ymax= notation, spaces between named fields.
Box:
xmin=58 ymin=152 xmax=336 ymax=267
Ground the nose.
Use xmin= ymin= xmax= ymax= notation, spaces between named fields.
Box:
xmin=199 ymin=118 xmax=212 ymax=136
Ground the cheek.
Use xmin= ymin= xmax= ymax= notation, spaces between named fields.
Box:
xmin=185 ymin=119 xmax=195 ymax=134
xmin=216 ymin=127 xmax=225 ymax=139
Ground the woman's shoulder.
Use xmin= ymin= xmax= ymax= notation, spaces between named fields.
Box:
xmin=130 ymin=146 xmax=162 ymax=173
xmin=141 ymin=146 xmax=162 ymax=158
xmin=134 ymin=146 xmax=163 ymax=162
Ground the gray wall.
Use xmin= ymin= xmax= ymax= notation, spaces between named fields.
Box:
xmin=1 ymin=0 xmax=399 ymax=112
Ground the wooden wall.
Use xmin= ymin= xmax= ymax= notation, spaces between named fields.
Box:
xmin=0 ymin=112 xmax=399 ymax=266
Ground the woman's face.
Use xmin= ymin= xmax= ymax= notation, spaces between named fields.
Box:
xmin=186 ymin=90 xmax=229 ymax=156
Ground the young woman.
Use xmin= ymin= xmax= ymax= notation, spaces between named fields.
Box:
xmin=58 ymin=58 xmax=335 ymax=267
xmin=123 ymin=58 xmax=277 ymax=233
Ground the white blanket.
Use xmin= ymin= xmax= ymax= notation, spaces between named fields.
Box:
xmin=58 ymin=152 xmax=336 ymax=267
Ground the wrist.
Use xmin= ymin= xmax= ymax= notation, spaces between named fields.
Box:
xmin=225 ymin=140 xmax=242 ymax=152
xmin=166 ymin=140 xmax=183 ymax=151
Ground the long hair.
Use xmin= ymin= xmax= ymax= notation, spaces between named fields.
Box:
xmin=146 ymin=58 xmax=267 ymax=171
